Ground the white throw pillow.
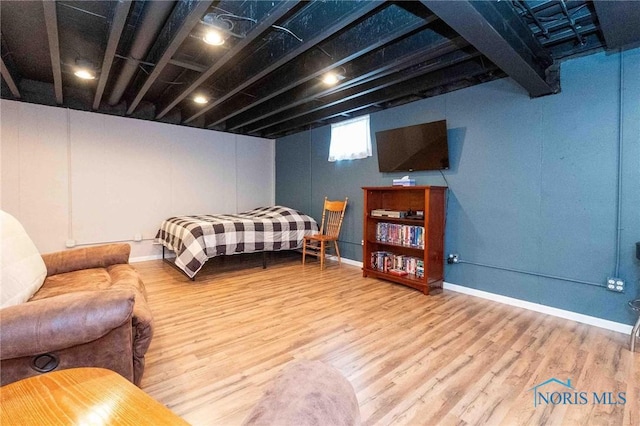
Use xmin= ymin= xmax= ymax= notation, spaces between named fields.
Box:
xmin=1 ymin=210 xmax=47 ymax=308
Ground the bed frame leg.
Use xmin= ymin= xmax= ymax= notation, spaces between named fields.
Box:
xmin=263 ymin=251 xmax=267 ymax=269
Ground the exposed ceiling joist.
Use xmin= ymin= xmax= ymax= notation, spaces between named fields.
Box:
xmin=126 ymin=0 xmax=213 ymax=115
xmin=42 ymin=0 xmax=63 ymax=104
xmin=422 ymin=0 xmax=558 ymax=97
xmin=1 ymin=0 xmax=620 ymax=138
xmin=168 ymin=59 xmax=207 ymax=73
xmin=528 ymin=3 xmax=592 ymax=39
xmin=593 ymin=1 xmax=640 ymax=50
xmin=336 ymin=37 xmax=468 ymax=93
xmin=92 ymin=0 xmax=132 ymax=110
xmin=156 ymin=0 xmax=301 ymax=120
xmin=543 ymin=23 xmax=596 ymax=46
xmin=263 ymin=59 xmax=501 ymax=138
xmin=251 ymin=47 xmax=480 ymax=135
xmin=206 ymin=4 xmax=434 ymax=129
xmin=185 ymin=0 xmax=384 ymax=125
xmin=0 ymin=56 xmax=20 ymax=98
xmin=231 ymin=29 xmax=465 ymax=133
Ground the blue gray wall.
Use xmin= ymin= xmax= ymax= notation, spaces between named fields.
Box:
xmin=276 ymin=49 xmax=640 ymax=325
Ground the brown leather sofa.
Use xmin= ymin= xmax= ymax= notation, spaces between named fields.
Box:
xmin=0 ymin=244 xmax=153 ymax=386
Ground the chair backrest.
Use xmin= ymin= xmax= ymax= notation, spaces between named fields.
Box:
xmin=318 ymin=197 xmax=348 ymax=238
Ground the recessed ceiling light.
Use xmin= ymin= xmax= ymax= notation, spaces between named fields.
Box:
xmin=203 ymin=30 xmax=225 ymax=46
xmin=73 ymin=59 xmax=97 ymax=80
xmin=74 ymin=69 xmax=96 ymax=80
xmin=322 ymin=72 xmax=344 ymax=86
xmin=193 ymin=94 xmax=209 ymax=104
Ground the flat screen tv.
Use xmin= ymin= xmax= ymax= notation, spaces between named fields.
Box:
xmin=375 ymin=120 xmax=449 ymax=172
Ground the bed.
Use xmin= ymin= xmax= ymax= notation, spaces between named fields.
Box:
xmin=155 ymin=205 xmax=318 ymax=279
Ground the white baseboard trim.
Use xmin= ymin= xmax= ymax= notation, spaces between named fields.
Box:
xmin=130 ymin=254 xmax=171 ymax=263
xmin=325 ymin=255 xmax=363 ymax=268
xmin=443 ymin=281 xmax=633 ymax=335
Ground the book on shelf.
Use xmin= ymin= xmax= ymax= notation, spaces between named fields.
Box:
xmin=375 ymin=222 xmax=424 ymax=248
xmin=416 ymin=259 xmax=424 ymax=279
xmin=370 ymin=251 xmax=422 ymax=277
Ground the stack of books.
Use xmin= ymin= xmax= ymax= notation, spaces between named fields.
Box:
xmin=376 ymin=223 xmax=425 ymax=248
xmin=371 ymin=251 xmax=423 ymax=277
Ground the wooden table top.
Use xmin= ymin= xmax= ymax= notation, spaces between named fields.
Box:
xmin=0 ymin=368 xmax=189 ymax=425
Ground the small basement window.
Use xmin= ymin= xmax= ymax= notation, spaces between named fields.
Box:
xmin=328 ymin=115 xmax=371 ymax=162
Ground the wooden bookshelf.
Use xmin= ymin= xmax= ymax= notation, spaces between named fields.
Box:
xmin=362 ymin=186 xmax=447 ymax=295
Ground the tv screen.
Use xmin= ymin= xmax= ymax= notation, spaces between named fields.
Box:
xmin=375 ymin=120 xmax=449 ymax=172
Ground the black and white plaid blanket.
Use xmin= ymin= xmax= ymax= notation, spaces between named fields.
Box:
xmin=155 ymin=205 xmax=318 ymax=278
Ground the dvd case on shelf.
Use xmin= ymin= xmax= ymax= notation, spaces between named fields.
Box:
xmin=370 ymin=251 xmax=422 ymax=277
xmin=375 ymin=222 xmax=424 ymax=248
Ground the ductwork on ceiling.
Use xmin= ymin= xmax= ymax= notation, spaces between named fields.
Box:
xmin=108 ymin=1 xmax=176 ymax=106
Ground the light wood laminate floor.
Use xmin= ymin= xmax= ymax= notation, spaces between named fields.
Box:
xmin=135 ymin=253 xmax=639 ymax=425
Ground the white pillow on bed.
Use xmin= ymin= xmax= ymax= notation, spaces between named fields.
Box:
xmin=0 ymin=210 xmax=47 ymax=308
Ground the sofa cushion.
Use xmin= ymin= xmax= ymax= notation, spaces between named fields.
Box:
xmin=31 ymin=264 xmax=145 ymax=301
xmin=0 ymin=211 xmax=47 ymax=308
xmin=30 ymin=268 xmax=113 ymax=300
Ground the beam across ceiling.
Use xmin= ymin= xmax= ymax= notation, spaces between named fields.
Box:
xmin=184 ymin=0 xmax=384 ymax=125
xmin=155 ymin=0 xmax=301 ymax=119
xmin=262 ymin=58 xmax=500 ymax=138
xmin=250 ymin=46 xmax=480 ymax=135
xmin=42 ymin=0 xmax=63 ymax=104
xmin=229 ymin=27 xmax=465 ymax=133
xmin=593 ymin=1 xmax=640 ymax=50
xmin=0 ymin=57 xmax=20 ymax=98
xmin=126 ymin=0 xmax=213 ymax=115
xmin=93 ymin=0 xmax=132 ymax=110
xmin=168 ymin=59 xmax=207 ymax=73
xmin=204 ymin=3 xmax=433 ymax=129
xmin=422 ymin=0 xmax=558 ymax=97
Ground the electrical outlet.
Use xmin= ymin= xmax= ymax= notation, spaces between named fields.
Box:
xmin=606 ymin=277 xmax=625 ymax=292
xmin=447 ymin=254 xmax=459 ymax=264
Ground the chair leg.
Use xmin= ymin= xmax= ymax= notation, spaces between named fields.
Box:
xmin=320 ymin=241 xmax=325 ymax=270
xmin=302 ymin=239 xmax=307 ymax=265
xmin=631 ymin=315 xmax=640 ymax=352
xmin=334 ymin=240 xmax=341 ymax=265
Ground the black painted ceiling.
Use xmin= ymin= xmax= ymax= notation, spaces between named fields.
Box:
xmin=1 ymin=1 xmax=639 ymax=139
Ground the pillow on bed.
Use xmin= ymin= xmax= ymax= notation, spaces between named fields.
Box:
xmin=1 ymin=210 xmax=47 ymax=308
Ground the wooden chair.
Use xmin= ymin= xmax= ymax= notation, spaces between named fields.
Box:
xmin=302 ymin=197 xmax=348 ymax=270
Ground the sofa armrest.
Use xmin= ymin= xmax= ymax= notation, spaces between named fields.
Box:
xmin=41 ymin=243 xmax=131 ymax=276
xmin=0 ymin=290 xmax=134 ymax=360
